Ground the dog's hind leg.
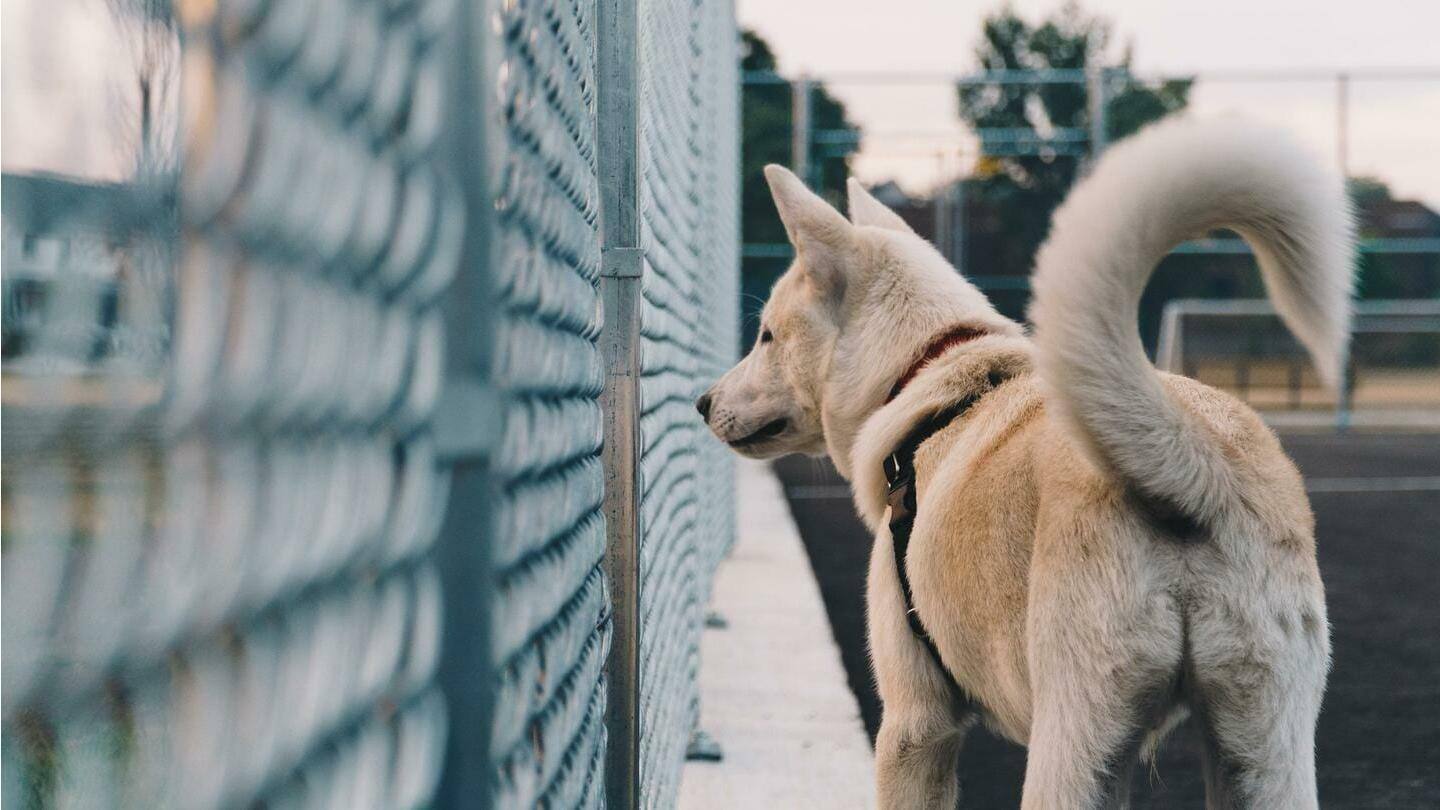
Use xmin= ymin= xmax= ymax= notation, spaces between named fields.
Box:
xmin=1020 ymin=553 xmax=1185 ymax=810
xmin=1020 ymin=658 xmax=1174 ymax=810
xmin=1186 ymin=572 xmax=1329 ymax=810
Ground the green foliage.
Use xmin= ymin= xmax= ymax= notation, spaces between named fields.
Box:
xmin=957 ymin=4 xmax=1191 ymax=283
xmin=1347 ymin=176 xmax=1440 ymax=300
xmin=741 ymin=32 xmax=794 ymax=249
xmin=740 ymin=30 xmax=857 ymax=343
xmin=741 ymin=31 xmax=855 ymax=244
xmin=1107 ymin=76 xmax=1192 ymax=141
xmin=1347 ymin=176 xmax=1392 ymax=212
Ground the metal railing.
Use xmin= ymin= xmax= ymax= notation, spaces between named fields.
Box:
xmin=1156 ymin=299 xmax=1440 ymax=429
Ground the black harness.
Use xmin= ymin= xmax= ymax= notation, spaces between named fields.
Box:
xmin=882 ymin=394 xmax=980 ymax=686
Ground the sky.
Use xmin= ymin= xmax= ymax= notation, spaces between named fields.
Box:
xmin=2 ymin=0 xmax=155 ymax=183
xmin=737 ymin=0 xmax=1440 ymax=209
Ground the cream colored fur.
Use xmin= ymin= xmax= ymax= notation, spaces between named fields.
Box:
xmin=1030 ymin=117 xmax=1355 ymax=523
xmin=700 ymin=117 xmax=1350 ymax=809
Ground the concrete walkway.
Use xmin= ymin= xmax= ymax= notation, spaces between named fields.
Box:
xmin=679 ymin=460 xmax=875 ymax=809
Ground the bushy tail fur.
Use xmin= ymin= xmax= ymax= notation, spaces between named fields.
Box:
xmin=1029 ymin=117 xmax=1355 ymax=522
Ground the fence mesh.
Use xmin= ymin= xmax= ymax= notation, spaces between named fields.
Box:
xmin=3 ymin=0 xmax=737 ymax=807
xmin=693 ymin=0 xmax=743 ymax=581
xmin=479 ymin=0 xmax=611 ymax=806
xmin=635 ymin=0 xmax=739 ymax=806
xmin=3 ymin=0 xmax=460 ymax=806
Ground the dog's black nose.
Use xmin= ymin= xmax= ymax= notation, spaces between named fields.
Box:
xmin=695 ymin=392 xmax=713 ymax=420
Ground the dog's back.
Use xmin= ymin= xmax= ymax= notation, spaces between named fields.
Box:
xmin=904 ymin=353 xmax=1323 ymax=763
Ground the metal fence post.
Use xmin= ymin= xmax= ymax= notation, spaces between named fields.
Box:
xmin=952 ymin=173 xmax=966 ymax=272
xmin=1337 ymin=71 xmax=1351 ymax=178
xmin=1086 ymin=63 xmax=1109 ymax=170
xmin=1336 ymin=357 xmax=1354 ymax=432
xmin=792 ymin=76 xmax=814 ymax=186
xmin=597 ymin=0 xmax=642 ymax=806
xmin=934 ymin=150 xmax=951 ymax=263
xmin=431 ymin=0 xmax=502 ymax=802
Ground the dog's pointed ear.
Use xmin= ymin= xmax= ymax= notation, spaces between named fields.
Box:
xmin=764 ymin=164 xmax=855 ymax=265
xmin=847 ymin=178 xmax=914 ymax=234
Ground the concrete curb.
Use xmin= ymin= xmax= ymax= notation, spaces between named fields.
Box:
xmin=679 ymin=460 xmax=876 ymax=809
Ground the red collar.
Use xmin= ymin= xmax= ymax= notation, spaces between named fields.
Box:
xmin=886 ymin=324 xmax=989 ymax=402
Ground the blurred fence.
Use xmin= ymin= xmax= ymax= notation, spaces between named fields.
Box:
xmin=740 ymin=67 xmax=1440 ymax=342
xmin=1 ymin=0 xmax=739 ymax=808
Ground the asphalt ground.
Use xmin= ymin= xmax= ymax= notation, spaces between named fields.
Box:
xmin=773 ymin=431 xmax=1440 ymax=808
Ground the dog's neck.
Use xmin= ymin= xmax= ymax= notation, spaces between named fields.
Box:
xmin=847 ymin=334 xmax=1035 ymax=529
xmin=886 ymin=324 xmax=991 ymax=403
xmin=818 ymin=235 xmax=1023 ymax=479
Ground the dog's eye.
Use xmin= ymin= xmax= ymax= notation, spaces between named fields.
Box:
xmin=760 ymin=328 xmax=774 ymax=344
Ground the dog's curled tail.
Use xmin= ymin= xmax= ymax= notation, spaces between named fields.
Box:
xmin=1029 ymin=117 xmax=1354 ymax=523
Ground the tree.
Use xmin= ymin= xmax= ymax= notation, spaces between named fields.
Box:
xmin=957 ymin=4 xmax=1191 ymax=284
xmin=742 ymin=31 xmax=855 ymax=244
xmin=1347 ymin=176 xmax=1440 ymax=300
xmin=1347 ymin=176 xmax=1394 ymax=214
xmin=740 ymin=30 xmax=858 ymax=345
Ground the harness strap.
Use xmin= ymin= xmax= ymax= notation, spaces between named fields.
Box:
xmin=883 ymin=395 xmax=978 ymax=689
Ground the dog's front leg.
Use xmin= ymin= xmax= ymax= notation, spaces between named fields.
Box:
xmin=869 ymin=528 xmax=973 ymax=809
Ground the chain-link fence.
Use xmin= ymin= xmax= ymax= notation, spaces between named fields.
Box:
xmin=634 ymin=0 xmax=740 ymax=805
xmin=2 ymin=0 xmax=739 ymax=807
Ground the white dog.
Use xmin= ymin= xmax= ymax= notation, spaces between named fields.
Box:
xmin=698 ymin=117 xmax=1352 ymax=808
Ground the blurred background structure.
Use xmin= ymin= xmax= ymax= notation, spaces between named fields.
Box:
xmin=2 ymin=0 xmax=737 ymax=808
xmin=739 ymin=5 xmax=1440 ymax=428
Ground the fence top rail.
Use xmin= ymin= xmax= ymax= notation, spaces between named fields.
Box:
xmin=1161 ymin=298 xmax=1440 ymax=318
xmin=743 ymin=67 xmax=1440 ymax=87
xmin=744 ymin=239 xmax=1440 ymax=263
xmin=1171 ymin=237 xmax=1440 ymax=255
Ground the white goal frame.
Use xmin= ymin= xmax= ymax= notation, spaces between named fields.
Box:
xmin=1156 ymin=298 xmax=1440 ymax=429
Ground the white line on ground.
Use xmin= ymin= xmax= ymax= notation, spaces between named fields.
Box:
xmin=679 ymin=460 xmax=876 ymax=810
xmin=1303 ymin=476 xmax=1440 ymax=493
xmin=784 ymin=484 xmax=853 ymax=500
xmin=783 ymin=477 xmax=1440 ymax=499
